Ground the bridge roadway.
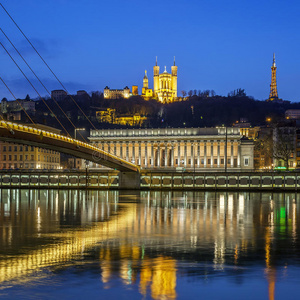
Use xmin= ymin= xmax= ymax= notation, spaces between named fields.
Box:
xmin=0 ymin=121 xmax=139 ymax=172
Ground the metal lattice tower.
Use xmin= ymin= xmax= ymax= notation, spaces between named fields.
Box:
xmin=269 ymin=53 xmax=278 ymax=100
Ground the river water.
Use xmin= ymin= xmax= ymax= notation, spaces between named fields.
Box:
xmin=0 ymin=189 xmax=300 ymax=299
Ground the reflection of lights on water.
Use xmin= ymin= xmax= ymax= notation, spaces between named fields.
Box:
xmin=228 ymin=194 xmax=233 ymax=220
xmin=292 ymin=200 xmax=297 ymax=240
xmin=219 ymin=195 xmax=225 ymax=214
xmin=37 ymin=206 xmax=42 ymax=233
xmin=239 ymin=194 xmax=244 ymax=215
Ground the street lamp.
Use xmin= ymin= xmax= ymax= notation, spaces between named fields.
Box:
xmin=74 ymin=128 xmax=85 ymax=140
xmin=224 ymin=126 xmax=228 ymax=173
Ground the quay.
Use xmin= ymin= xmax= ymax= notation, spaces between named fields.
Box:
xmin=0 ymin=170 xmax=299 ymax=191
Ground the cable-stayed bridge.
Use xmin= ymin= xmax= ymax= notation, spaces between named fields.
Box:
xmin=0 ymin=121 xmax=139 ymax=173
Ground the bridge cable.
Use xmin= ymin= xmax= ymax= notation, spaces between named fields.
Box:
xmin=0 ymin=42 xmax=71 ymax=137
xmin=0 ymin=2 xmax=126 ymax=161
xmin=0 ymin=28 xmax=87 ymax=142
xmin=0 ymin=2 xmax=98 ymax=131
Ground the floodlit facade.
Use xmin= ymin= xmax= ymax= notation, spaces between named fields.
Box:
xmin=89 ymin=127 xmax=254 ymax=170
xmin=96 ymin=108 xmax=148 ymax=126
xmin=153 ymin=57 xmax=177 ymax=103
xmin=103 ymin=86 xmax=130 ymax=99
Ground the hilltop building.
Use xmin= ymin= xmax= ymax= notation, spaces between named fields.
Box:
xmin=0 ymin=98 xmax=35 ymax=121
xmin=51 ymin=90 xmax=67 ymax=101
xmin=131 ymin=86 xmax=139 ymax=96
xmin=96 ymin=108 xmax=147 ymax=126
xmin=103 ymin=86 xmax=130 ymax=99
xmin=141 ymin=71 xmax=153 ymax=99
xmin=142 ymin=57 xmax=178 ymax=103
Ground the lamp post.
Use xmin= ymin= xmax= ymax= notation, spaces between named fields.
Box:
xmin=224 ymin=126 xmax=228 ymax=173
xmin=74 ymin=128 xmax=85 ymax=140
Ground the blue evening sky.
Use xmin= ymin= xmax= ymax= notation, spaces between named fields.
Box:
xmin=0 ymin=0 xmax=299 ymax=101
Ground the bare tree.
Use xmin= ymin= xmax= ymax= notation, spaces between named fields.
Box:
xmin=181 ymin=90 xmax=187 ymax=98
xmin=273 ymin=127 xmax=295 ymax=170
xmin=254 ymin=131 xmax=273 ymax=169
xmin=188 ymin=90 xmax=193 ymax=98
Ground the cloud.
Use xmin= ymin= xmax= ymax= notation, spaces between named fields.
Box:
xmin=0 ymin=76 xmax=92 ymax=100
xmin=0 ymin=32 xmax=63 ymax=60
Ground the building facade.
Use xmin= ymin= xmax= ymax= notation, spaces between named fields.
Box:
xmin=141 ymin=71 xmax=153 ymax=99
xmin=0 ymin=143 xmax=61 ymax=170
xmin=96 ymin=108 xmax=148 ymax=126
xmin=89 ymin=127 xmax=254 ymax=170
xmin=51 ymin=90 xmax=68 ymax=101
xmin=103 ymin=86 xmax=130 ymax=99
xmin=153 ymin=57 xmax=177 ymax=103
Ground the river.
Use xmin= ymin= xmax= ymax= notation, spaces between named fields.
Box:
xmin=0 ymin=189 xmax=299 ymax=299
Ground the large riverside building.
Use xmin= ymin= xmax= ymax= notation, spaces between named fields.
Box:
xmin=89 ymin=127 xmax=254 ymax=170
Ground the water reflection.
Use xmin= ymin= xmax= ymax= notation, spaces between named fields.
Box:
xmin=0 ymin=190 xmax=300 ymax=299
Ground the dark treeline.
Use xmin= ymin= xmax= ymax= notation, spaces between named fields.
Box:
xmin=5 ymin=92 xmax=300 ymax=138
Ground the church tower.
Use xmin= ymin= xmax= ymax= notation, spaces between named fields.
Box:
xmin=171 ymin=56 xmax=178 ymax=98
xmin=268 ymin=53 xmax=279 ymax=101
xmin=153 ymin=56 xmax=160 ymax=97
xmin=143 ymin=70 xmax=149 ymax=89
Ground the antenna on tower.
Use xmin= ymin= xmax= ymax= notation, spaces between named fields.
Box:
xmin=273 ymin=53 xmax=276 ymax=67
xmin=155 ymin=56 xmax=157 ymax=66
xmin=174 ymin=56 xmax=176 ymax=66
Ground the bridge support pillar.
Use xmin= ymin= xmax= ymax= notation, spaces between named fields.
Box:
xmin=118 ymin=172 xmax=140 ymax=190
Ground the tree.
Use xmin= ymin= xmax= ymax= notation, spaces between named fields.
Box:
xmin=254 ymin=130 xmax=273 ymax=169
xmin=188 ymin=90 xmax=193 ymax=98
xmin=273 ymin=127 xmax=295 ymax=170
xmin=25 ymin=94 xmax=31 ymax=101
xmin=181 ymin=90 xmax=187 ymax=98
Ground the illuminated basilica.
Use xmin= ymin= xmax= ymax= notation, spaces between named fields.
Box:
xmin=142 ymin=57 xmax=178 ymax=103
